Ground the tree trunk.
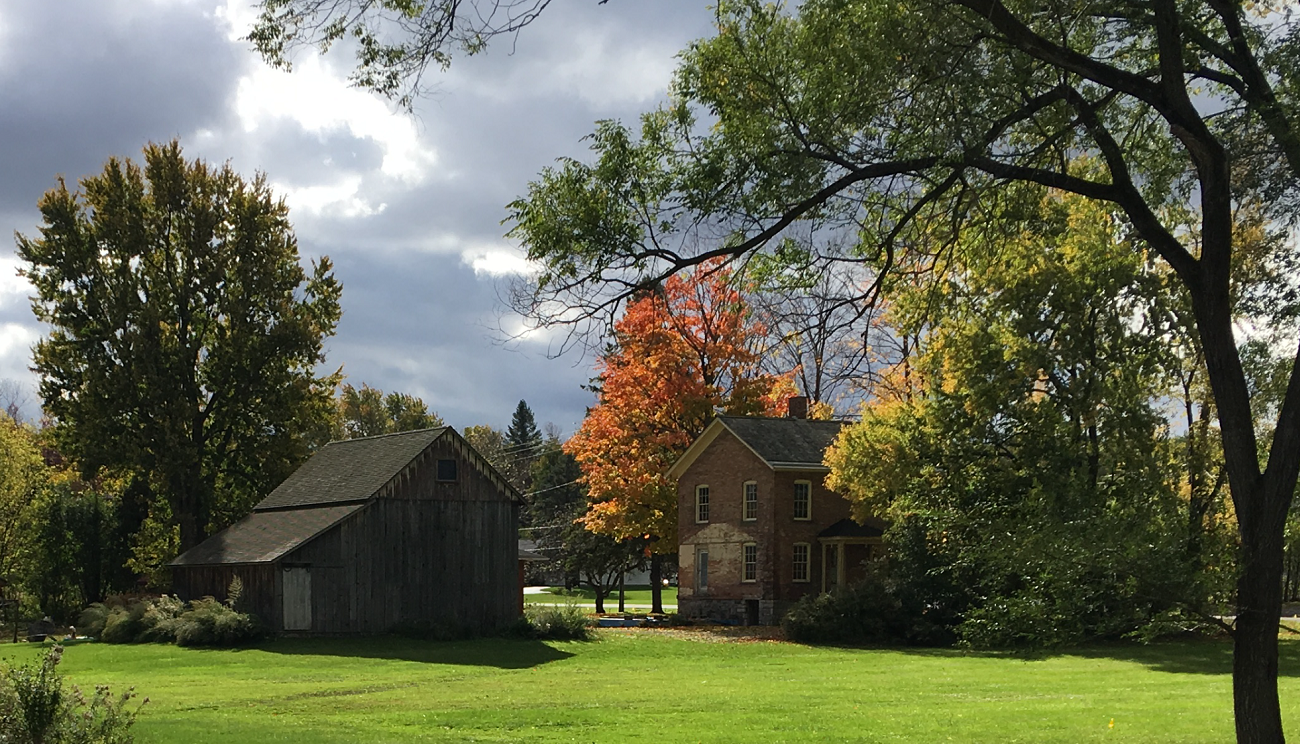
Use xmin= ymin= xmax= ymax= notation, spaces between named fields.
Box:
xmin=618 ymin=570 xmax=626 ymax=613
xmin=650 ymin=553 xmax=664 ymax=614
xmin=1189 ymin=259 xmax=1296 ymax=744
xmin=1234 ymin=496 xmax=1286 ymax=744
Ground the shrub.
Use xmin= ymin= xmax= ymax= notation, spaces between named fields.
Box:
xmin=171 ymin=598 xmax=265 ymax=647
xmin=0 ymin=645 xmax=142 ymax=744
xmin=88 ymin=588 xmax=264 ymax=648
xmin=519 ymin=604 xmax=592 ymax=641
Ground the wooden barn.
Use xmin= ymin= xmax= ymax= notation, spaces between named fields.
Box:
xmin=169 ymin=427 xmax=522 ymax=634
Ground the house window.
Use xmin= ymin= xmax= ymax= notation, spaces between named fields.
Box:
xmin=742 ymin=543 xmax=758 ymax=582
xmin=793 ymin=480 xmax=811 ymax=520
xmin=436 ymin=459 xmax=458 ymax=482
xmin=743 ymin=481 xmax=758 ymax=521
xmin=696 ymin=485 xmax=710 ymax=523
xmin=792 ymin=543 xmax=810 ymax=582
xmin=696 ymin=549 xmax=709 ymax=592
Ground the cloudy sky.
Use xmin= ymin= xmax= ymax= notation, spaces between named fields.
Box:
xmin=0 ymin=0 xmax=716 ymax=434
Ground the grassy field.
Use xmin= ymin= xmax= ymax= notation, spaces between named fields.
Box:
xmin=6 ymin=633 xmax=1300 ymax=743
xmin=524 ymin=585 xmax=678 ymax=607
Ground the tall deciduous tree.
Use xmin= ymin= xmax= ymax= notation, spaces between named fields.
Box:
xmin=17 ymin=141 xmax=343 ymax=554
xmin=337 ymin=383 xmax=444 ymax=439
xmin=565 ymin=261 xmax=795 ymax=612
xmin=507 ymin=2 xmax=1300 ymax=737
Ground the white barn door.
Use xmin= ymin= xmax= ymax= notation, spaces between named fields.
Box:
xmin=282 ymin=567 xmax=312 ymax=631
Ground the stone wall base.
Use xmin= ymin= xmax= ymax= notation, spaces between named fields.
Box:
xmin=678 ymin=597 xmax=795 ymax=626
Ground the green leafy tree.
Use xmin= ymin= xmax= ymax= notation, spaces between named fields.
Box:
xmin=337 ymin=383 xmax=444 ymax=439
xmin=0 ymin=416 xmax=43 ymax=591
xmin=462 ymin=424 xmax=508 ymax=477
xmin=506 ymin=3 xmax=1300 ymax=737
xmin=17 ymin=141 xmax=343 ymax=553
xmin=248 ymin=0 xmax=556 ymax=110
xmin=827 ymin=192 xmax=1208 ymax=646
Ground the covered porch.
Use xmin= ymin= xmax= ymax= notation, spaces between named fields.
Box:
xmin=818 ymin=519 xmax=884 ymax=593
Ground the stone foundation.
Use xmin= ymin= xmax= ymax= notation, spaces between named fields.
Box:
xmin=678 ymin=597 xmax=793 ymax=626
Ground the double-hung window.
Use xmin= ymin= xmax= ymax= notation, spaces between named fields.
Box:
xmin=793 ymin=480 xmax=811 ymax=520
xmin=695 ymin=485 xmax=710 ymax=523
xmin=742 ymin=543 xmax=758 ymax=582
xmin=792 ymin=543 xmax=810 ymax=582
xmin=742 ymin=481 xmax=758 ymax=521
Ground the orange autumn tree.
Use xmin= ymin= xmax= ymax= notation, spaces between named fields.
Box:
xmin=565 ymin=261 xmax=796 ymax=611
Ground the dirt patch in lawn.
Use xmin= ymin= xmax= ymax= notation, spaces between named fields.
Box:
xmin=604 ymin=625 xmax=787 ymax=643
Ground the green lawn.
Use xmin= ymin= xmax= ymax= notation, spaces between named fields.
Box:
xmin=6 ymin=634 xmax=1300 ymax=742
xmin=525 ymin=585 xmax=678 ymax=607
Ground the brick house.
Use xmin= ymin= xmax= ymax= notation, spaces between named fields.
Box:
xmin=669 ymin=405 xmax=886 ymax=625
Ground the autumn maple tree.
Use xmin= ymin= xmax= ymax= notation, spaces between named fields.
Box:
xmin=565 ymin=262 xmax=795 ymax=612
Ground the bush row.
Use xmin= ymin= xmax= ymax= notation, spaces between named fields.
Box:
xmin=79 ymin=582 xmax=264 ymax=648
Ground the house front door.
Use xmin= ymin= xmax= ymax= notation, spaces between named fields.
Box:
xmin=283 ymin=566 xmax=312 ymax=631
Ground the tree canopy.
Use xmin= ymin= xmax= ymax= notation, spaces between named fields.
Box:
xmin=505 ymin=2 xmax=1300 ymax=739
xmin=17 ymin=141 xmax=343 ymax=553
xmin=337 ymin=383 xmax=444 ymax=439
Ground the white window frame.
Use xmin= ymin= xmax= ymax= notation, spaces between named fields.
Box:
xmin=793 ymin=480 xmax=812 ymax=521
xmin=742 ymin=481 xmax=758 ymax=521
xmin=695 ymin=485 xmax=710 ymax=523
xmin=792 ymin=543 xmax=810 ymax=583
xmin=742 ymin=542 xmax=758 ymax=583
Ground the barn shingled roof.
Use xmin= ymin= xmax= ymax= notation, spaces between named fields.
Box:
xmin=715 ymin=416 xmax=846 ymax=467
xmin=170 ymin=503 xmax=366 ymax=566
xmin=253 ymin=427 xmax=449 ymax=510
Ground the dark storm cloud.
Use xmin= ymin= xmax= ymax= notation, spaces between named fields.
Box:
xmin=0 ymin=0 xmax=718 ymax=430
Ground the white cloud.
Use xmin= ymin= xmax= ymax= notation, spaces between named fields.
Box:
xmin=274 ymin=175 xmax=386 ymax=218
xmin=0 ymin=256 xmax=32 ymax=308
xmin=0 ymin=322 xmax=37 ymax=361
xmin=234 ymin=56 xmax=438 ymax=185
xmin=462 ymin=246 xmax=536 ymax=277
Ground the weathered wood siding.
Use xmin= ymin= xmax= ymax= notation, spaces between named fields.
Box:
xmin=169 ymin=564 xmax=279 ymax=630
xmin=283 ymin=433 xmax=520 ymax=634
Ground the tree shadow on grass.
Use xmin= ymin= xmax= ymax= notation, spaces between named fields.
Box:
xmin=252 ymin=636 xmax=576 ymax=669
xmin=874 ymin=638 xmax=1300 ymax=677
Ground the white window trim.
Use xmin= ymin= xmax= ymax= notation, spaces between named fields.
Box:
xmin=695 ymin=485 xmax=710 ymax=524
xmin=792 ymin=542 xmax=811 ymax=583
xmin=742 ymin=481 xmax=758 ymax=521
xmin=793 ymin=480 xmax=812 ymax=521
xmin=742 ymin=542 xmax=758 ymax=583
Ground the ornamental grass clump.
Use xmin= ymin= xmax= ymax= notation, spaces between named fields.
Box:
xmin=519 ymin=603 xmax=593 ymax=641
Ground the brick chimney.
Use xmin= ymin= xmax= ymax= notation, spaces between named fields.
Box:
xmin=787 ymin=396 xmax=808 ymax=420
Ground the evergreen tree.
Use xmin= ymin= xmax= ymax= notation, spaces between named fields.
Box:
xmin=505 ymin=400 xmax=542 ymax=494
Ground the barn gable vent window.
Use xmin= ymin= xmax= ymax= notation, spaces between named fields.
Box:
xmin=436 ymin=458 xmax=458 ymax=482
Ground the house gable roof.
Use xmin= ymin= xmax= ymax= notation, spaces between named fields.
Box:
xmin=170 ymin=503 xmax=366 ymax=566
xmin=667 ymin=415 xmax=846 ymax=480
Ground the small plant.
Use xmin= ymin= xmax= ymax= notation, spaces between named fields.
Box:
xmin=520 ymin=603 xmax=593 ymax=641
xmin=0 ymin=645 xmax=143 ymax=744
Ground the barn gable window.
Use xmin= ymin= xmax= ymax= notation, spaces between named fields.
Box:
xmin=436 ymin=458 xmax=458 ymax=482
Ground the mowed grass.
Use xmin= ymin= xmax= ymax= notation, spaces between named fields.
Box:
xmin=525 ymin=585 xmax=678 ymax=606
xmin=5 ymin=634 xmax=1300 ymax=743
